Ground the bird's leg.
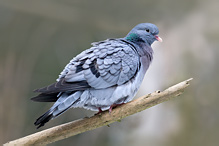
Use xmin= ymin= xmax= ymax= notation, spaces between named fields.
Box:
xmin=95 ymin=107 xmax=103 ymax=115
xmin=109 ymin=103 xmax=124 ymax=113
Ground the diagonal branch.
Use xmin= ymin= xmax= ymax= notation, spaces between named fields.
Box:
xmin=4 ymin=78 xmax=193 ymax=146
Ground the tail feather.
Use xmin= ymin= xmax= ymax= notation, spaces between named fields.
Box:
xmin=34 ymin=91 xmax=82 ymax=128
xmin=34 ymin=106 xmax=72 ymax=129
xmin=34 ymin=110 xmax=54 ymax=129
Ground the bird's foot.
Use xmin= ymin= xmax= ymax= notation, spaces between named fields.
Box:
xmin=109 ymin=103 xmax=124 ymax=113
xmin=95 ymin=107 xmax=103 ymax=115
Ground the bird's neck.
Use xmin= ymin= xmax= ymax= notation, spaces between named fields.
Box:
xmin=123 ymin=35 xmax=153 ymax=58
xmin=125 ymin=33 xmax=144 ymax=42
xmin=138 ymin=43 xmax=154 ymax=60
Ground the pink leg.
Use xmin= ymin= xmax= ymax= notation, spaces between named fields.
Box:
xmin=109 ymin=103 xmax=124 ymax=113
xmin=95 ymin=107 xmax=103 ymax=115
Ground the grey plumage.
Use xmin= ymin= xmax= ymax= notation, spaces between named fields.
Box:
xmin=32 ymin=23 xmax=162 ymax=128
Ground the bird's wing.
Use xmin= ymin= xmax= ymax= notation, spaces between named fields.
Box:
xmin=34 ymin=39 xmax=140 ymax=94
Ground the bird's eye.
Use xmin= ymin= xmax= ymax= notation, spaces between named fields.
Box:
xmin=146 ymin=29 xmax=150 ymax=33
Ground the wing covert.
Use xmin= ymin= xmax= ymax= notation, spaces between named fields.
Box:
xmin=63 ymin=39 xmax=140 ymax=89
xmin=35 ymin=39 xmax=140 ymax=94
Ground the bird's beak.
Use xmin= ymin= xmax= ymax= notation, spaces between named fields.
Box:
xmin=154 ymin=35 xmax=163 ymax=42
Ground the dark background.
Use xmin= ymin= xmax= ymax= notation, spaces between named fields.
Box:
xmin=0 ymin=0 xmax=219 ymax=146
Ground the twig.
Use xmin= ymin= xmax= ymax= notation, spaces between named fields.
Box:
xmin=4 ymin=78 xmax=193 ymax=146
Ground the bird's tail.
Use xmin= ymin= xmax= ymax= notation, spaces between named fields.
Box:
xmin=34 ymin=91 xmax=82 ymax=129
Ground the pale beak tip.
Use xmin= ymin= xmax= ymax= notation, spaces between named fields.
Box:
xmin=155 ymin=35 xmax=163 ymax=42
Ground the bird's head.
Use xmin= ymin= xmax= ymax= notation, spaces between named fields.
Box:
xmin=125 ymin=23 xmax=162 ymax=46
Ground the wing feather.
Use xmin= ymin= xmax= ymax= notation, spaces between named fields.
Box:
xmin=34 ymin=39 xmax=140 ymax=95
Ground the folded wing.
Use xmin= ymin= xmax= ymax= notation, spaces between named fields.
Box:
xmin=32 ymin=39 xmax=140 ymax=102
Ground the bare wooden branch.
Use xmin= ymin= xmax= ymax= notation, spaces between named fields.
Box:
xmin=4 ymin=78 xmax=193 ymax=146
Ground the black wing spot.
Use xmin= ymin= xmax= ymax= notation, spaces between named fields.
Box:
xmin=76 ymin=60 xmax=86 ymax=73
xmin=89 ymin=59 xmax=100 ymax=78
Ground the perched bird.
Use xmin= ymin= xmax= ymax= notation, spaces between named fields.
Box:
xmin=32 ymin=23 xmax=162 ymax=128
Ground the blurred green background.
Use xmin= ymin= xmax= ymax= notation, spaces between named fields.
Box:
xmin=0 ymin=0 xmax=219 ymax=146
